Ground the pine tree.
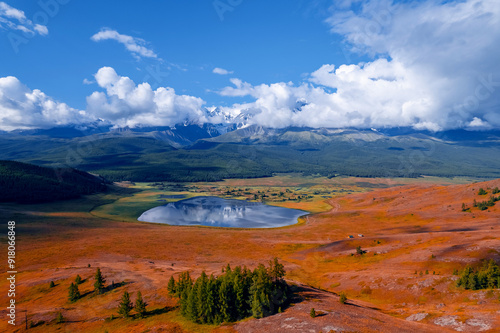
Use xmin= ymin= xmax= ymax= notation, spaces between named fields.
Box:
xmin=251 ymin=292 xmax=264 ymax=318
xmin=206 ymin=275 xmax=219 ymax=324
xmin=94 ymin=268 xmax=106 ymax=294
xmin=134 ymin=291 xmax=147 ymax=318
xmin=56 ymin=312 xmax=64 ymax=324
xmin=167 ymin=276 xmax=176 ymax=295
xmin=75 ymin=274 xmax=82 ymax=285
xmin=196 ymin=271 xmax=210 ymax=323
xmin=68 ymin=282 xmax=80 ymax=303
xmin=268 ymin=257 xmax=285 ymax=283
xmin=218 ymin=278 xmax=235 ymax=322
xmin=186 ymin=282 xmax=199 ymax=322
xmin=233 ymin=276 xmax=246 ymax=319
xmin=179 ymin=287 xmax=190 ymax=317
xmin=485 ymin=260 xmax=499 ymax=288
xmin=457 ymin=265 xmax=473 ymax=288
xmin=49 ymin=281 xmax=55 ymax=288
xmin=310 ymin=308 xmax=316 ymax=318
xmin=118 ymin=291 xmax=133 ymax=318
xmin=467 ymin=273 xmax=479 ymax=290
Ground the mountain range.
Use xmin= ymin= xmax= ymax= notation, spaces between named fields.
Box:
xmin=1 ymin=120 xmax=500 ymax=182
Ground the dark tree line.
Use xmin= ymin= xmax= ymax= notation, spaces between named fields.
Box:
xmin=0 ymin=160 xmax=107 ymax=203
xmin=456 ymin=260 xmax=500 ymax=290
xmin=168 ymin=258 xmax=289 ymax=324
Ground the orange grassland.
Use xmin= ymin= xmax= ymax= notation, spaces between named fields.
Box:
xmin=0 ymin=177 xmax=499 ymax=332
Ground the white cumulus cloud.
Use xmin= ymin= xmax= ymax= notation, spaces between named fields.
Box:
xmin=91 ymin=28 xmax=158 ymax=60
xmin=0 ymin=76 xmax=90 ymax=131
xmin=218 ymin=0 xmax=500 ymax=131
xmin=86 ymin=67 xmax=206 ymax=128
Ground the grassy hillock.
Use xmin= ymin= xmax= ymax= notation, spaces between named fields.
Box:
xmin=0 ymin=160 xmax=108 ymax=203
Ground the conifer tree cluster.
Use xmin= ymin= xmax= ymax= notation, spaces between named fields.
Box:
xmin=467 ymin=192 xmax=499 ymax=211
xmin=117 ymin=291 xmax=148 ymax=318
xmin=456 ymin=260 xmax=500 ymax=290
xmin=476 ymin=195 xmax=500 ymax=210
xmin=169 ymin=258 xmax=289 ymax=324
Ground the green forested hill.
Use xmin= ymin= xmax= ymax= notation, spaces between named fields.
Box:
xmin=0 ymin=161 xmax=108 ymax=203
xmin=1 ymin=127 xmax=500 ymax=182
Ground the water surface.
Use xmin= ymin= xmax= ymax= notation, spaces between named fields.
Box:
xmin=138 ymin=196 xmax=306 ymax=228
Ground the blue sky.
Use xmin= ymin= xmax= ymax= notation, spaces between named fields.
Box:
xmin=0 ymin=0 xmax=499 ymax=131
xmin=0 ymin=0 xmax=355 ymax=108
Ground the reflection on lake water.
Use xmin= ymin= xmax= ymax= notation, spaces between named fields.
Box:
xmin=138 ymin=196 xmax=307 ymax=228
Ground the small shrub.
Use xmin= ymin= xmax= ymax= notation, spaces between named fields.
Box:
xmin=49 ymin=281 xmax=55 ymax=288
xmin=310 ymin=308 xmax=316 ymax=318
xmin=478 ymin=188 xmax=487 ymax=195
xmin=56 ymin=312 xmax=64 ymax=324
xmin=339 ymin=292 xmax=347 ymax=304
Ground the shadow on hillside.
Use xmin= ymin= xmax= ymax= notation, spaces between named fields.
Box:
xmin=106 ymin=281 xmax=130 ymax=292
xmin=80 ymin=281 xmax=131 ymax=298
xmin=289 ymin=283 xmax=381 ymax=311
xmin=147 ymin=305 xmax=177 ymax=317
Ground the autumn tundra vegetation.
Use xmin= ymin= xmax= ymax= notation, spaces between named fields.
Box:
xmin=2 ymin=173 xmax=500 ymax=332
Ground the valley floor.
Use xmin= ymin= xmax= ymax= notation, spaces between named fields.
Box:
xmin=0 ymin=175 xmax=499 ymax=332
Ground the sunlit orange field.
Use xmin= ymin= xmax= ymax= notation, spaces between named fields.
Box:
xmin=1 ymin=176 xmax=499 ymax=332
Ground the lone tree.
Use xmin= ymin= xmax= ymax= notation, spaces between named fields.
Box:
xmin=56 ymin=312 xmax=64 ymax=324
xmin=134 ymin=291 xmax=147 ymax=318
xmin=167 ymin=276 xmax=176 ymax=295
xmin=310 ymin=308 xmax=316 ymax=318
xmin=49 ymin=281 xmax=55 ymax=288
xmin=118 ymin=291 xmax=133 ymax=318
xmin=75 ymin=274 xmax=82 ymax=285
xmin=94 ymin=268 xmax=106 ymax=294
xmin=68 ymin=282 xmax=80 ymax=303
xmin=356 ymin=246 xmax=365 ymax=255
